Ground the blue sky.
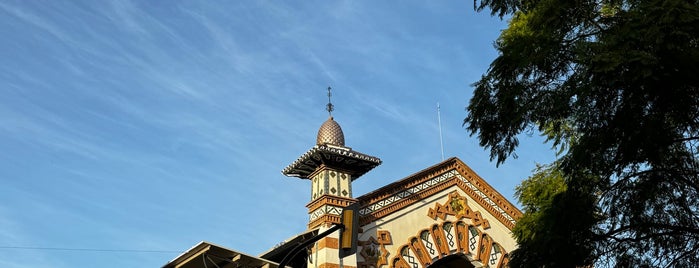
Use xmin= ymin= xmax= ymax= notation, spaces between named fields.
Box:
xmin=0 ymin=1 xmax=556 ymax=267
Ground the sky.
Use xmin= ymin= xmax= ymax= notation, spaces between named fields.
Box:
xmin=0 ymin=1 xmax=556 ymax=267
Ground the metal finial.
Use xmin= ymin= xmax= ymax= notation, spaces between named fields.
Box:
xmin=326 ymin=86 xmax=334 ymax=116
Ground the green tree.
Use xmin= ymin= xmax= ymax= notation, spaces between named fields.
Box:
xmin=510 ymin=162 xmax=600 ymax=267
xmin=466 ymin=0 xmax=699 ymax=266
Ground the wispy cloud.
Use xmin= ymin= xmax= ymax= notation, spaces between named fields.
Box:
xmin=0 ymin=2 xmax=73 ymax=45
xmin=0 ymin=2 xmax=555 ymax=268
xmin=108 ymin=0 xmax=150 ymax=37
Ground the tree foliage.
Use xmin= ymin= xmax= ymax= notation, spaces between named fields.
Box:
xmin=466 ymin=0 xmax=699 ymax=266
xmin=510 ymin=163 xmax=599 ymax=267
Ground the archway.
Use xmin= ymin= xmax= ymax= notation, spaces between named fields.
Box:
xmin=388 ymin=219 xmax=509 ymax=268
xmin=427 ymin=254 xmax=475 ymax=268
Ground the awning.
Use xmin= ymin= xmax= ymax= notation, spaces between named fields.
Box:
xmin=163 ymin=241 xmax=280 ymax=268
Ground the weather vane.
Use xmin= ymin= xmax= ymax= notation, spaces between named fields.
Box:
xmin=326 ymin=86 xmax=334 ymax=116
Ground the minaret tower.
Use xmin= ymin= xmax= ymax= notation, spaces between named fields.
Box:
xmin=282 ymin=87 xmax=381 ymax=268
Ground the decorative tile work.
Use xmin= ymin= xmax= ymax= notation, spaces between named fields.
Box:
xmin=311 ymin=169 xmax=352 ymax=202
xmin=489 ymin=243 xmax=502 ymax=266
xmin=408 ymin=237 xmax=430 ymax=266
xmin=400 ymin=246 xmax=419 ymax=268
xmin=389 ymin=220 xmax=508 ymax=268
xmin=309 ymin=205 xmax=344 ymax=221
xmin=358 ymin=163 xmax=519 ymax=229
xmin=455 ymin=174 xmax=517 ymax=227
xmin=324 ymin=171 xmax=330 ymax=196
xmin=419 ymin=231 xmax=435 ymax=256
xmin=359 ymin=171 xmax=457 ymax=216
xmin=443 ymin=222 xmax=455 ymax=248
xmin=468 ymin=227 xmax=479 ymax=252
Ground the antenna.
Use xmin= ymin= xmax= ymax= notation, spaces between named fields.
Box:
xmin=437 ymin=102 xmax=445 ymax=161
xmin=326 ymin=86 xmax=334 ymax=116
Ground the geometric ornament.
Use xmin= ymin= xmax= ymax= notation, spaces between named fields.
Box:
xmin=427 ymin=191 xmax=490 ymax=229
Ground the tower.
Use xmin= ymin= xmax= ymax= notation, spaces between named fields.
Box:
xmin=282 ymin=87 xmax=381 ymax=268
xmin=168 ymin=88 xmax=522 ymax=268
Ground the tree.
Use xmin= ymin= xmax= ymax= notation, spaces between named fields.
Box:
xmin=466 ymin=0 xmax=699 ymax=266
xmin=509 ymin=163 xmax=594 ymax=267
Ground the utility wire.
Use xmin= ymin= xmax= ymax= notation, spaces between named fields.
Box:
xmin=0 ymin=246 xmax=179 ymax=253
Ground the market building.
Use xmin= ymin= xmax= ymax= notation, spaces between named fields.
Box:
xmin=163 ymin=95 xmax=521 ymax=268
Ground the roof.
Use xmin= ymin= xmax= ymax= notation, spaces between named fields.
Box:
xmin=281 ymin=144 xmax=381 ymax=179
xmin=356 ymin=157 xmax=523 ymax=230
xmin=316 ymin=116 xmax=345 ymax=146
xmin=259 ymin=228 xmax=319 ymax=263
xmin=162 ymin=241 xmax=280 ymax=268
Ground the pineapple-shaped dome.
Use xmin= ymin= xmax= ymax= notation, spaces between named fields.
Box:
xmin=316 ymin=116 xmax=345 ymax=146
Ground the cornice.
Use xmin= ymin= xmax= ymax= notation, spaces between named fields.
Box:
xmin=306 ymin=195 xmax=358 ymax=229
xmin=307 ymin=194 xmax=357 ymax=211
xmin=356 ymin=157 xmax=522 ymax=230
xmin=282 ymin=144 xmax=382 ymax=179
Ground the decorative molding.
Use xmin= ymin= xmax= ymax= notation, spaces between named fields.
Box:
xmin=357 ymin=158 xmax=522 ymax=230
xmin=387 ymin=220 xmax=509 ymax=268
xmin=427 ymin=191 xmax=491 ymax=229
xmin=359 ymin=170 xmax=456 ymax=217
xmin=307 ymin=195 xmax=356 ymax=212
xmin=358 ymin=171 xmax=457 ymax=226
xmin=307 ymin=195 xmax=357 ymax=228
xmin=451 ymin=160 xmax=521 ymax=227
xmin=308 ymin=215 xmax=342 ymax=229
xmin=455 ymin=175 xmax=513 ymax=228
xmin=358 ymin=230 xmax=392 ymax=268
xmin=282 ymin=144 xmax=381 ymax=179
xmin=309 ymin=205 xmax=343 ymax=222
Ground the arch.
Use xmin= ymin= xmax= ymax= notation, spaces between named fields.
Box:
xmin=409 ymin=236 xmax=430 ymax=266
xmin=430 ymin=224 xmax=449 ymax=256
xmin=389 ymin=220 xmax=508 ymax=268
xmin=455 ymin=221 xmax=469 ymax=254
xmin=487 ymin=242 xmax=507 ymax=267
xmin=392 ymin=252 xmax=411 ymax=268
xmin=467 ymin=226 xmax=481 ymax=254
xmin=475 ymin=233 xmax=492 ymax=263
xmin=427 ymin=253 xmax=476 ymax=268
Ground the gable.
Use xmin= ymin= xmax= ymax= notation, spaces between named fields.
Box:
xmin=354 ymin=157 xmax=522 ymax=268
xmin=357 ymin=157 xmax=521 ymax=230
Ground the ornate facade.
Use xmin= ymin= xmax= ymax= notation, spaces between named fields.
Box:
xmin=353 ymin=159 xmax=520 ymax=268
xmin=163 ymin=112 xmax=521 ymax=268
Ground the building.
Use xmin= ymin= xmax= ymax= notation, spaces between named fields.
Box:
xmin=163 ymin=103 xmax=521 ymax=268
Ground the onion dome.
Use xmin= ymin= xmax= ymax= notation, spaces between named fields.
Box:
xmin=316 ymin=117 xmax=345 ymax=146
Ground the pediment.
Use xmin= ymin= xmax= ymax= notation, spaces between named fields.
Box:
xmin=356 ymin=157 xmax=521 ymax=230
xmin=354 ymin=158 xmax=521 ymax=268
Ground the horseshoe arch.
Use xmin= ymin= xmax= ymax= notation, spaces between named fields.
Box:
xmin=388 ymin=219 xmax=509 ymax=268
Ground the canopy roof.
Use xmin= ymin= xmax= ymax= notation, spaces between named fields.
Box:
xmin=282 ymin=144 xmax=381 ymax=179
xmin=162 ymin=241 xmax=279 ymax=268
